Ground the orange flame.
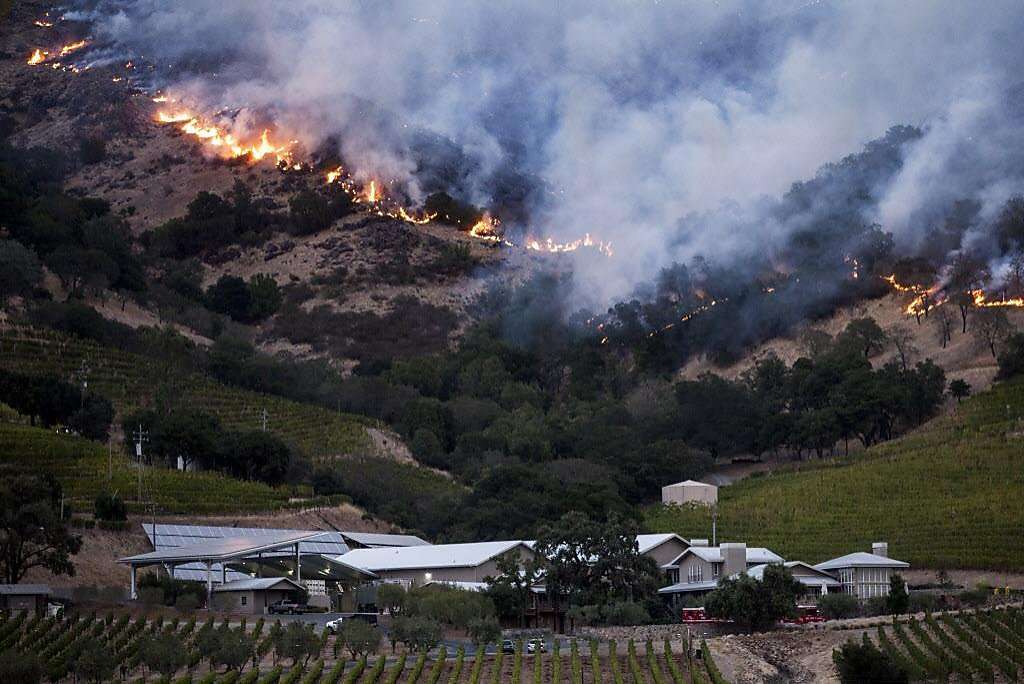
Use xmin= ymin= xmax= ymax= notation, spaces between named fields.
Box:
xmin=34 ymin=20 xmax=54 ymax=28
xmin=156 ymin=109 xmax=291 ymax=164
xmin=469 ymin=214 xmax=501 ymax=242
xmin=325 ymin=167 xmax=343 ymax=184
xmin=27 ymin=49 xmax=47 ymax=65
xmin=58 ymin=40 xmax=88 ymax=58
xmin=525 ymin=234 xmax=614 ymax=257
xmin=971 ymin=290 xmax=1024 ymax=308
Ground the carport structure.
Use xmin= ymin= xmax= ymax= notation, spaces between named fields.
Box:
xmin=119 ymin=530 xmax=375 ymax=601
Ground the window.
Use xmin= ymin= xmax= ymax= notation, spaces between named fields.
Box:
xmin=712 ymin=563 xmax=722 ymax=578
xmin=241 ymin=596 xmax=247 ymax=606
xmin=687 ymin=564 xmax=704 ymax=583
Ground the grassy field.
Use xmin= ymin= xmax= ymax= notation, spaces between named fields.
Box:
xmin=645 ymin=377 xmax=1024 ymax=571
xmin=0 ymin=420 xmax=325 ymax=513
xmin=0 ymin=326 xmax=373 ymax=459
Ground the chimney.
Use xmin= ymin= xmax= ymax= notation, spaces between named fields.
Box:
xmin=721 ymin=542 xmax=746 ymax=577
xmin=690 ymin=538 xmax=709 ymax=547
xmin=872 ymin=542 xmax=888 ymax=558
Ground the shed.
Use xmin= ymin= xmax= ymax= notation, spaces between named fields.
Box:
xmin=210 ymin=577 xmax=305 ymax=614
xmin=661 ymin=480 xmax=718 ymax=506
xmin=0 ymin=584 xmax=52 ymax=615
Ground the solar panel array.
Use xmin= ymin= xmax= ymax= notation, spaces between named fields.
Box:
xmin=142 ymin=524 xmax=352 ymax=583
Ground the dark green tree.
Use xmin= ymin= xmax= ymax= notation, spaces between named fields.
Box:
xmin=948 ymin=378 xmax=971 ymax=402
xmin=704 ymin=564 xmax=802 ymax=633
xmin=0 ymin=474 xmax=81 ymax=583
xmin=0 ymin=240 xmax=42 ymax=300
xmin=886 ymin=574 xmax=909 ymax=615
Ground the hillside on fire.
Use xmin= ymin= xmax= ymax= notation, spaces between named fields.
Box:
xmin=1 ymin=0 xmax=1024 ymax=575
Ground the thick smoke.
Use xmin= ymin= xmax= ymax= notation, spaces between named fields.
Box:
xmin=76 ymin=0 xmax=1024 ymax=307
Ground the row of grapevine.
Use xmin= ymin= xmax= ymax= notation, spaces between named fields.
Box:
xmin=874 ymin=608 xmax=1024 ymax=682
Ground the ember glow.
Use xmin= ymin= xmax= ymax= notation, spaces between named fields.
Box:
xmin=27 ymin=49 xmax=47 ymax=65
xmin=34 ymin=20 xmax=54 ymax=28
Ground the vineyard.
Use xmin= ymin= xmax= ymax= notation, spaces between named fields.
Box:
xmin=645 ymin=376 xmax=1024 ymax=570
xmin=0 ymin=421 xmax=325 ymax=513
xmin=0 ymin=610 xmax=730 ymax=684
xmin=870 ymin=606 xmax=1024 ymax=681
xmin=0 ymin=327 xmax=373 ymax=459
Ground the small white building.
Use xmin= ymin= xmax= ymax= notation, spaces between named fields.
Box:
xmin=661 ymin=480 xmax=718 ymax=506
xmin=814 ymin=543 xmax=909 ymax=601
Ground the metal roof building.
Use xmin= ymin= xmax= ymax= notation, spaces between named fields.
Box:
xmin=337 ymin=540 xmax=536 ymax=588
xmin=140 ymin=523 xmax=425 ymax=584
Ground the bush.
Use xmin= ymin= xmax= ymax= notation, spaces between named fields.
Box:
xmin=907 ymin=592 xmax=938 ymax=613
xmin=207 ymin=275 xmax=252 ymax=322
xmin=833 ymin=637 xmax=907 ymax=684
xmin=958 ymin=586 xmax=990 ymax=608
xmin=0 ymin=240 xmax=43 ymax=300
xmin=602 ymin=601 xmax=650 ymax=626
xmin=79 ymin=137 xmax=107 ymax=165
xmin=818 ymin=593 xmax=860 ymax=620
xmin=94 ymin=492 xmax=126 ymax=522
xmin=997 ymin=333 xmax=1024 ymax=380
xmin=0 ymin=648 xmax=44 ymax=684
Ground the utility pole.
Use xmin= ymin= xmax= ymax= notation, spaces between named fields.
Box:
xmin=133 ymin=424 xmax=148 ymax=504
xmin=712 ymin=506 xmax=718 ymax=547
xmin=261 ymin=408 xmax=268 ymax=432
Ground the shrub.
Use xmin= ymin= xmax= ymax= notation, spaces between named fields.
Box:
xmin=94 ymin=492 xmax=127 ymax=522
xmin=997 ymin=333 xmax=1024 ymax=380
xmin=0 ymin=240 xmax=43 ymax=300
xmin=78 ymin=137 xmax=107 ymax=165
xmin=818 ymin=593 xmax=860 ymax=620
xmin=833 ymin=636 xmax=908 ymax=684
xmin=0 ymin=648 xmax=44 ymax=684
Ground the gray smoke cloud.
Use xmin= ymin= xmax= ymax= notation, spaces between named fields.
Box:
xmin=76 ymin=0 xmax=1024 ymax=307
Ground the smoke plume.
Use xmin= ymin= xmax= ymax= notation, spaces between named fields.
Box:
xmin=74 ymin=0 xmax=1024 ymax=307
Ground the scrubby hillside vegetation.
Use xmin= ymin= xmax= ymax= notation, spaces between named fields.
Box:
xmin=4 ymin=2 xmax=1024 ymax=560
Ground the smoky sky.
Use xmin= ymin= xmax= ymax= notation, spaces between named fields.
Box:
xmin=75 ymin=0 xmax=1024 ymax=307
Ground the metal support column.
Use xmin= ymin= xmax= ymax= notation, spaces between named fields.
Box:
xmin=130 ymin=564 xmax=137 ymax=600
xmin=295 ymin=543 xmax=302 ymax=582
xmin=206 ymin=561 xmax=213 ymax=607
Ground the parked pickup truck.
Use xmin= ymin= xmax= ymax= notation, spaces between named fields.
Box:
xmin=268 ymin=600 xmax=308 ymax=615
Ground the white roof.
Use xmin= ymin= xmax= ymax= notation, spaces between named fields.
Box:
xmin=666 ymin=546 xmax=783 ymax=567
xmin=120 ymin=531 xmax=331 ymax=565
xmin=664 ymin=480 xmax=716 ymax=488
xmin=658 ymin=580 xmax=719 ymax=595
xmin=421 ymin=580 xmax=488 ymax=592
xmin=815 ymin=552 xmax=909 ymax=571
xmin=212 ymin=577 xmax=304 ymax=593
xmin=636 ymin=533 xmax=688 ymax=555
xmin=337 ymin=540 xmax=528 ymax=572
xmin=742 ymin=562 xmax=841 ymax=587
xmin=341 ymin=532 xmax=430 ymax=548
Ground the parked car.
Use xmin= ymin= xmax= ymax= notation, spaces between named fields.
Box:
xmin=501 ymin=640 xmax=516 ymax=654
xmin=268 ymin=600 xmax=303 ymax=615
xmin=526 ymin=639 xmax=546 ymax=654
xmin=326 ymin=613 xmax=379 ymax=633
